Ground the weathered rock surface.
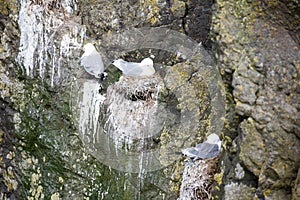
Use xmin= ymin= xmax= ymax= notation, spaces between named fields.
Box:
xmin=0 ymin=0 xmax=299 ymax=199
xmin=1 ymin=0 xmax=218 ymax=199
xmin=80 ymin=0 xmax=213 ymax=45
xmin=0 ymin=1 xmax=20 ymax=199
xmin=212 ymin=0 xmax=300 ymax=199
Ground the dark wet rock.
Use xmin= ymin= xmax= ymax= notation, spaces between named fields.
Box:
xmin=293 ymin=168 xmax=300 ymax=200
xmin=183 ymin=0 xmax=213 ymax=45
xmin=80 ymin=0 xmax=213 ymax=44
xmin=0 ymin=100 xmax=18 ymax=199
xmin=258 ymin=0 xmax=300 ymax=45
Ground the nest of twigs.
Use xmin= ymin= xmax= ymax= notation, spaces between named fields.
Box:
xmin=30 ymin=0 xmax=62 ymax=10
xmin=179 ymin=156 xmax=220 ymax=200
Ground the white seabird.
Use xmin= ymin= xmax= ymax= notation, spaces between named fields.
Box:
xmin=182 ymin=133 xmax=221 ymax=159
xmin=112 ymin=58 xmax=155 ymax=77
xmin=80 ymin=43 xmax=104 ymax=78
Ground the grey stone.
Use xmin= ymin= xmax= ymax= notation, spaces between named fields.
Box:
xmin=235 ymin=101 xmax=253 ymax=116
xmin=239 ymin=118 xmax=266 ymax=176
xmin=224 ymin=182 xmax=254 ymax=200
xmin=232 ymin=75 xmax=258 ymax=105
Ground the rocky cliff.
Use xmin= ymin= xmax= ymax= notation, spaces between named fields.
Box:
xmin=0 ymin=0 xmax=299 ymax=199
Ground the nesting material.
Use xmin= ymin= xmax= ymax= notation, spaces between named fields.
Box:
xmin=179 ymin=156 xmax=220 ymax=200
xmin=104 ymin=74 xmax=164 ymax=147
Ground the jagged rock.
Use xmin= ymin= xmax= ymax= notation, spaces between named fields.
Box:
xmin=224 ymin=182 xmax=254 ymax=200
xmin=235 ymin=101 xmax=253 ymax=116
xmin=232 ymin=74 xmax=258 ymax=105
xmin=239 ymin=118 xmax=265 ymax=177
xmin=81 ymin=0 xmax=213 ymax=43
xmin=211 ymin=0 xmax=300 ymax=199
xmin=1 ymin=0 xmax=299 ymax=199
xmin=293 ymin=168 xmax=300 ymax=200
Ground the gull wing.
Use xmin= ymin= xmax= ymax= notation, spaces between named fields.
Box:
xmin=121 ymin=62 xmax=144 ymax=76
xmin=80 ymin=51 xmax=104 ymax=77
xmin=112 ymin=59 xmax=155 ymax=77
xmin=181 ymin=147 xmax=200 ymax=158
xmin=195 ymin=142 xmax=220 ymax=158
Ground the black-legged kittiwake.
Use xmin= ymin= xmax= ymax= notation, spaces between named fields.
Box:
xmin=80 ymin=43 xmax=105 ymax=78
xmin=182 ymin=133 xmax=221 ymax=159
xmin=112 ymin=58 xmax=155 ymax=77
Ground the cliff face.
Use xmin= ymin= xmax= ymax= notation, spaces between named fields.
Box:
xmin=0 ymin=0 xmax=299 ymax=199
xmin=211 ymin=1 xmax=300 ymax=199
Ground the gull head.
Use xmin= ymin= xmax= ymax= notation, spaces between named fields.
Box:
xmin=206 ymin=133 xmax=221 ymax=150
xmin=141 ymin=58 xmax=154 ymax=67
xmin=83 ymin=43 xmax=97 ymax=54
xmin=112 ymin=59 xmax=126 ymax=71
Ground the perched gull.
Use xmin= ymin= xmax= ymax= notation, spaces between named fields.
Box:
xmin=112 ymin=58 xmax=155 ymax=77
xmin=80 ymin=43 xmax=104 ymax=78
xmin=182 ymin=133 xmax=221 ymax=159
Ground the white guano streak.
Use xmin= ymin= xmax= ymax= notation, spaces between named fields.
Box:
xmin=18 ymin=0 xmax=44 ymax=77
xmin=17 ymin=0 xmax=83 ymax=87
xmin=78 ymin=80 xmax=106 ymax=144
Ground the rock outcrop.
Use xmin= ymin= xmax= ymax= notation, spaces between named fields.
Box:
xmin=211 ymin=0 xmax=300 ymax=199
xmin=0 ymin=0 xmax=299 ymax=199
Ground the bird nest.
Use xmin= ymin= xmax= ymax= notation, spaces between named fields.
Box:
xmin=30 ymin=0 xmax=62 ymax=10
xmin=103 ymin=74 xmax=164 ymax=148
xmin=106 ymin=75 xmax=160 ymax=105
xmin=179 ymin=156 xmax=220 ymax=200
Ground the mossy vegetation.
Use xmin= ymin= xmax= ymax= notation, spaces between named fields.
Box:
xmin=12 ymin=77 xmax=141 ymax=199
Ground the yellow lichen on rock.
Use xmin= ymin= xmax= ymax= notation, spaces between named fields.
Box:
xmin=51 ymin=192 xmax=60 ymax=200
xmin=171 ymin=0 xmax=186 ymax=18
xmin=214 ymin=170 xmax=224 ymax=186
xmin=58 ymin=176 xmax=64 ymax=183
xmin=140 ymin=0 xmax=160 ymax=24
xmin=0 ymin=0 xmax=18 ymax=16
xmin=0 ymin=130 xmax=3 ymax=143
